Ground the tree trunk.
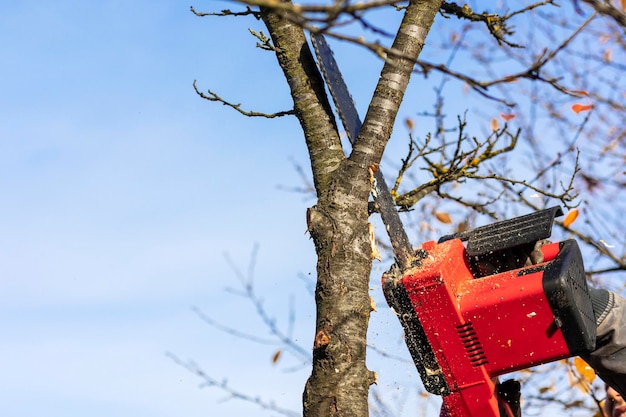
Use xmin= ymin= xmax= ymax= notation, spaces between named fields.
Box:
xmin=261 ymin=1 xmax=443 ymax=417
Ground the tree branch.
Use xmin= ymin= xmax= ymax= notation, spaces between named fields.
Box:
xmin=167 ymin=353 xmax=299 ymax=417
xmin=581 ymin=0 xmax=626 ymax=28
xmin=190 ymin=5 xmax=262 ymax=18
xmin=193 ymin=80 xmax=295 ymax=118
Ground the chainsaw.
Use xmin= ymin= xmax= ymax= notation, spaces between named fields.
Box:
xmin=310 ymin=33 xmax=596 ymax=417
xmin=382 ymin=206 xmax=596 ymax=417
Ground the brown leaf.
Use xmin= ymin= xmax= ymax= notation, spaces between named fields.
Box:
xmin=538 ymin=386 xmax=552 ymax=394
xmin=435 ymin=212 xmax=453 ymax=224
xmin=271 ymin=349 xmax=282 ymax=364
xmin=490 ymin=117 xmax=499 ymax=131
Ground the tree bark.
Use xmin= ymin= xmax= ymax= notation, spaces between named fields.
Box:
xmin=260 ymin=9 xmax=344 ymax=194
xmin=261 ymin=2 xmax=443 ymax=417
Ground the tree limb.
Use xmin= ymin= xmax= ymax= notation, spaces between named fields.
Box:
xmin=193 ymin=80 xmax=295 ymax=118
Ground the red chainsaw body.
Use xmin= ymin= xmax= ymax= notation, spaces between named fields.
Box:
xmin=382 ymin=207 xmax=596 ymax=417
xmin=400 ymin=239 xmax=571 ymax=417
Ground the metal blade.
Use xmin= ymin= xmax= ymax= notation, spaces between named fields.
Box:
xmin=310 ymin=32 xmax=414 ymax=270
xmin=310 ymin=33 xmax=361 ymax=144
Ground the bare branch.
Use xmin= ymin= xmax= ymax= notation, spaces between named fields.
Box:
xmin=167 ymin=353 xmax=300 ymax=417
xmin=190 ymin=5 xmax=261 ymax=18
xmin=440 ymin=2 xmax=523 ymax=47
xmin=221 ymin=246 xmax=310 ymax=360
xmin=193 ymin=80 xmax=295 ymax=118
xmin=394 ymin=119 xmax=519 ymax=210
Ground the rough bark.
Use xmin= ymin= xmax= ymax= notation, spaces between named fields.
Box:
xmin=353 ymin=0 xmax=443 ymax=168
xmin=260 ymin=9 xmax=344 ymax=194
xmin=261 ymin=2 xmax=443 ymax=417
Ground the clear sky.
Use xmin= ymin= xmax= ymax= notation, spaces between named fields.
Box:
xmin=0 ymin=2 xmax=322 ymax=416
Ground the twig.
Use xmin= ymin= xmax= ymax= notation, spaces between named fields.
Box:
xmin=190 ymin=5 xmax=261 ymax=19
xmin=167 ymin=353 xmax=300 ymax=417
xmin=193 ymin=80 xmax=295 ymax=118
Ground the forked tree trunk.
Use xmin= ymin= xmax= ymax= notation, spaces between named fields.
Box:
xmin=261 ymin=1 xmax=443 ymax=416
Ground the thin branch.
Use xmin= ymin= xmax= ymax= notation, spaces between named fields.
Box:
xmin=222 ymin=247 xmax=310 ymax=359
xmin=167 ymin=353 xmax=300 ymax=417
xmin=394 ymin=120 xmax=519 ymax=210
xmin=440 ymin=2 xmax=523 ymax=47
xmin=190 ymin=5 xmax=261 ymax=18
xmin=192 ymin=306 xmax=277 ymax=346
xmin=193 ymin=80 xmax=295 ymax=118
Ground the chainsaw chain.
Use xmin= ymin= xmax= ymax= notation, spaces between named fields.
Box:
xmin=310 ymin=33 xmax=414 ymax=269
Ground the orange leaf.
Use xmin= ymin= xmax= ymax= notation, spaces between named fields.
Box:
xmin=435 ymin=212 xmax=453 ymax=224
xmin=500 ymin=113 xmax=516 ymax=122
xmin=405 ymin=118 xmax=415 ymax=131
xmin=570 ymin=89 xmax=589 ymax=97
xmin=490 ymin=118 xmax=499 ymax=131
xmin=571 ymin=103 xmax=593 ymax=114
xmin=574 ymin=356 xmax=596 ymax=384
xmin=272 ymin=349 xmax=282 ymax=364
xmin=563 ymin=208 xmax=579 ymax=227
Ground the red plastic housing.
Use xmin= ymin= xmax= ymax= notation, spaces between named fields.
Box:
xmin=395 ymin=238 xmax=587 ymax=417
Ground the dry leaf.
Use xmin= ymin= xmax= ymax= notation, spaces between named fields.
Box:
xmin=539 ymin=385 xmax=553 ymax=394
xmin=272 ymin=349 xmax=282 ymax=364
xmin=571 ymin=103 xmax=593 ymax=114
xmin=500 ymin=113 xmax=516 ymax=122
xmin=565 ymin=356 xmax=595 ymax=394
xmin=604 ymin=48 xmax=613 ymax=63
xmin=435 ymin=211 xmax=453 ymax=224
xmin=571 ymin=89 xmax=589 ymax=97
xmin=574 ymin=356 xmax=596 ymax=384
xmin=563 ymin=208 xmax=579 ymax=227
xmin=490 ymin=118 xmax=499 ymax=131
xmin=405 ymin=118 xmax=414 ymax=131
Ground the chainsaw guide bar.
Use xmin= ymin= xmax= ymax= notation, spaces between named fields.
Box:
xmin=310 ymin=32 xmax=413 ymax=269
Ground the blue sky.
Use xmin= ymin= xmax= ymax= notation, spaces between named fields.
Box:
xmin=0 ymin=2 xmax=323 ymax=416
